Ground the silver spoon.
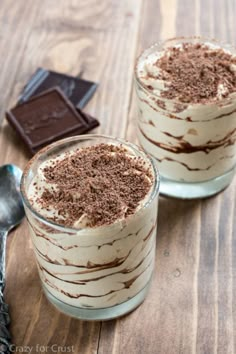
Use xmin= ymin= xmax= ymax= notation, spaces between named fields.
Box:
xmin=0 ymin=165 xmax=25 ymax=353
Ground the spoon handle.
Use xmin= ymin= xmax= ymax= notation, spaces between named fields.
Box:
xmin=0 ymin=230 xmax=7 ymax=291
xmin=0 ymin=230 xmax=11 ymax=353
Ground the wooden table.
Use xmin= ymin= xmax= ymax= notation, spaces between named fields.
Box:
xmin=0 ymin=0 xmax=235 ymax=353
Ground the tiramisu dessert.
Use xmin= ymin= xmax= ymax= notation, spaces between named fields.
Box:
xmin=21 ymin=136 xmax=159 ymax=320
xmin=135 ymin=37 xmax=236 ymax=198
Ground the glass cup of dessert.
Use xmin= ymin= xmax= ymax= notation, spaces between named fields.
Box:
xmin=20 ymin=135 xmax=159 ymax=321
xmin=135 ymin=37 xmax=236 ymax=199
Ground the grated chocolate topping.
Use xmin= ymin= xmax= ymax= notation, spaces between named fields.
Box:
xmin=155 ymin=43 xmax=236 ymax=103
xmin=36 ymin=144 xmax=153 ymax=228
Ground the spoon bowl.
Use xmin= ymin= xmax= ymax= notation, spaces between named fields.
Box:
xmin=0 ymin=164 xmax=25 ymax=230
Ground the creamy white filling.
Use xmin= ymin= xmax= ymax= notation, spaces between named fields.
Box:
xmin=26 ymin=200 xmax=157 ymax=308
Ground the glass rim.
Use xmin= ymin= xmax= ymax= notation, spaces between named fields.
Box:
xmin=134 ymin=35 xmax=236 ymax=106
xmin=20 ymin=134 xmax=160 ymax=233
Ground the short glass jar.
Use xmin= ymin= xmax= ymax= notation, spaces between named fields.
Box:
xmin=20 ymin=135 xmax=160 ymax=320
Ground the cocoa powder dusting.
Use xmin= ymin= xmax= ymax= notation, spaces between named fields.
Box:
xmin=156 ymin=43 xmax=236 ymax=103
xmin=37 ymin=144 xmax=153 ymax=227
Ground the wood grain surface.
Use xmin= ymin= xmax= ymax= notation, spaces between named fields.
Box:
xmin=0 ymin=0 xmax=235 ymax=353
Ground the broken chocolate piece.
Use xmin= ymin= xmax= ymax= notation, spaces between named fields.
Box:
xmin=6 ymin=87 xmax=99 ymax=155
xmin=18 ymin=68 xmax=98 ymax=109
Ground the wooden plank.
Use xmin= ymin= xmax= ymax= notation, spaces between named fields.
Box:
xmin=1 ymin=0 xmax=236 ymax=353
xmin=232 ymin=193 xmax=236 ymax=354
xmin=0 ymin=0 xmax=41 ymax=124
xmin=0 ymin=0 xmax=42 ymax=167
xmin=99 ymin=0 xmax=236 ymax=354
xmin=0 ymin=0 xmax=143 ymax=351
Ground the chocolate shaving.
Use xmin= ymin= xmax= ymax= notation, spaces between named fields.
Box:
xmin=36 ymin=144 xmax=153 ymax=228
xmin=155 ymin=43 xmax=236 ymax=103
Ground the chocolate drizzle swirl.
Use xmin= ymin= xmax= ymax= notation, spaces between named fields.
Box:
xmin=38 ymin=246 xmax=153 ymax=285
xmin=32 ymin=217 xmax=157 ymax=306
xmin=139 ymin=127 xmax=236 ymax=154
xmin=35 ymin=244 xmax=132 ymax=270
xmin=42 ymin=260 xmax=153 ymax=300
xmin=154 ymin=156 xmax=215 ymax=172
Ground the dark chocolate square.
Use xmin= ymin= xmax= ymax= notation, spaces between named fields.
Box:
xmin=6 ymin=87 xmax=99 ymax=155
xmin=18 ymin=68 xmax=98 ymax=109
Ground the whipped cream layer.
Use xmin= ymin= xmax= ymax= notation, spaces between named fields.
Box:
xmin=136 ymin=42 xmax=236 ymax=182
xmin=26 ymin=144 xmax=158 ymax=309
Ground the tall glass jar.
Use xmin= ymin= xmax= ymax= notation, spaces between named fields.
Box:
xmin=135 ymin=37 xmax=236 ymax=199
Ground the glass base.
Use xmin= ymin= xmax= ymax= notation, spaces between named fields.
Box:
xmin=43 ymin=282 xmax=151 ymax=321
xmin=160 ymin=167 xmax=235 ymax=199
